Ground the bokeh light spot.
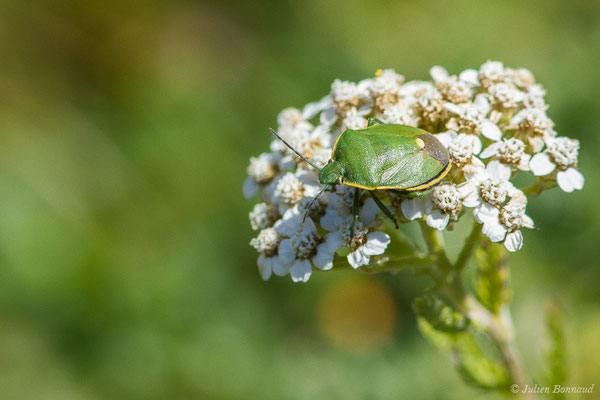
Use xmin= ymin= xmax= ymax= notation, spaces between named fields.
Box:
xmin=318 ymin=277 xmax=398 ymax=354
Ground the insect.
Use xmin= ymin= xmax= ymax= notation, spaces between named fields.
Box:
xmin=270 ymin=118 xmax=451 ymax=229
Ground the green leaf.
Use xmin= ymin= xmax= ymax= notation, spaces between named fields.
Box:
xmin=417 ymin=318 xmax=510 ymax=390
xmin=413 ymin=294 xmax=470 ymax=333
xmin=474 ymin=242 xmax=510 ymax=314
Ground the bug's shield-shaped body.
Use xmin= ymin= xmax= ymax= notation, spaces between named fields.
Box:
xmin=332 ymin=124 xmax=451 ymax=190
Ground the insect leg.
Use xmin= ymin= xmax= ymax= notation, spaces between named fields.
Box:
xmin=350 ymin=187 xmax=360 ymax=242
xmin=369 ymin=191 xmax=399 ymax=228
xmin=302 ymin=185 xmax=330 ymax=222
xmin=367 ymin=117 xmax=386 ymax=127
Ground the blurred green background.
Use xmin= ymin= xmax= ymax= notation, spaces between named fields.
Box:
xmin=0 ymin=0 xmax=598 ymax=399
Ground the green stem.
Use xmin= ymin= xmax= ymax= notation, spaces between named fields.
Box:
xmin=521 ymin=176 xmax=555 ymax=196
xmin=454 ymin=219 xmax=483 ymax=272
xmin=418 ymin=220 xmax=452 ymax=278
xmin=418 ymin=219 xmax=533 ymax=398
xmin=329 ymin=253 xmax=434 ymax=273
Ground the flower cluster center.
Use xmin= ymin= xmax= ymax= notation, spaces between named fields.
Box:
xmin=448 ymin=140 xmax=473 ymax=165
xmin=248 ymin=155 xmax=278 ymax=183
xmin=499 ymin=204 xmax=525 ymax=232
xmin=250 ymin=228 xmax=280 ymax=257
xmin=548 ymin=138 xmax=579 ymax=169
xmin=498 ymin=138 xmax=525 ymax=165
xmin=432 ymin=184 xmax=462 ymax=214
xmin=479 ymin=178 xmax=508 ymax=207
xmin=290 ymin=230 xmax=321 ymax=260
xmin=276 ymin=173 xmax=305 ymax=206
xmin=339 ymin=219 xmax=369 ymax=250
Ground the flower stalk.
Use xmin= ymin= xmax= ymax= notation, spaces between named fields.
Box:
xmin=419 ymin=220 xmax=533 ymax=397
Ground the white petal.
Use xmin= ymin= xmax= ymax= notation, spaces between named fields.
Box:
xmin=565 ymin=168 xmax=584 ymax=190
xmin=262 ymin=178 xmax=279 ymax=204
xmin=459 ymin=69 xmax=479 ymax=85
xmin=470 ymin=156 xmax=485 ymax=170
xmin=257 ymin=255 xmax=272 ymax=281
xmin=435 ymin=131 xmax=456 ymax=148
xmin=469 ymin=136 xmax=483 ymax=155
xmin=359 ymin=197 xmax=380 ymax=226
xmin=426 ymin=210 xmax=450 ymax=231
xmin=302 ymin=103 xmax=321 ymax=121
xmin=324 ymin=231 xmax=345 ymax=253
xmin=522 ymin=214 xmax=535 ymax=229
xmin=462 ymin=189 xmax=481 ymax=208
xmin=487 ymin=160 xmax=512 ymax=181
xmin=313 ymin=243 xmax=334 ymax=271
xmin=243 ymin=177 xmax=258 ymax=199
xmin=347 ymin=248 xmax=370 ymax=269
xmin=480 ymin=120 xmax=502 ymax=141
xmin=325 ymin=192 xmax=343 ymax=208
xmin=297 ymin=168 xmax=319 ymax=184
xmin=505 ymin=181 xmax=519 ymax=197
xmin=504 ymin=231 xmax=523 ymax=252
xmin=302 ymin=217 xmax=318 ymax=235
xmin=529 ymin=153 xmax=556 ymax=176
xmin=362 ymin=231 xmax=391 ymax=256
xmin=302 ymin=95 xmax=333 ymax=120
xmin=444 ymin=102 xmax=464 ymax=115
xmin=357 ymin=79 xmax=372 ymax=92
xmin=401 ymin=198 xmax=425 ymax=220
xmin=509 ymin=191 xmax=527 ymax=208
xmin=289 ymin=259 xmax=312 ymax=283
xmin=482 ymin=221 xmax=507 ymax=242
xmin=303 ymin=184 xmax=322 ymax=198
xmin=518 ymin=153 xmax=531 ymax=171
xmin=556 ymin=170 xmax=572 ymax=192
xmin=430 ymin=65 xmax=449 ymax=82
xmin=279 ymin=203 xmax=293 ymax=215
xmin=463 ymin=164 xmax=485 ymax=181
xmin=278 ymin=239 xmax=295 ymax=265
xmin=274 ymin=206 xmax=302 ymax=236
xmin=271 ymin=257 xmax=288 ymax=276
xmin=557 ymin=169 xmax=584 ymax=193
xmin=320 ymin=108 xmax=338 ymax=126
xmin=320 ymin=208 xmax=342 ymax=231
xmin=278 ymin=155 xmax=296 ymax=171
xmin=509 ymin=109 xmax=527 ymax=126
xmin=474 ymin=203 xmax=499 ymax=224
xmin=474 ymin=94 xmax=491 ymax=113
xmin=479 ymin=142 xmax=502 ymax=159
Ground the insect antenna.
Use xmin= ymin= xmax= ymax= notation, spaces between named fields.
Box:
xmin=269 ymin=128 xmax=322 ymax=171
xmin=302 ymin=185 xmax=330 ymax=223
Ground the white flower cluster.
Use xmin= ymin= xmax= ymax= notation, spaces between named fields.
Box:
xmin=245 ymin=62 xmax=584 ymax=282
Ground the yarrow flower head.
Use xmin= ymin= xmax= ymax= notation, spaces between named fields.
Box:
xmin=479 ymin=137 xmax=531 ymax=174
xmin=435 ymin=130 xmax=484 ymax=170
xmin=245 ymin=61 xmax=584 ymax=281
xmin=529 ymin=137 xmax=584 ymax=192
xmin=401 ymin=183 xmax=470 ymax=231
xmin=250 ymin=227 xmax=287 ymax=280
xmin=477 ymin=193 xmax=534 ymax=252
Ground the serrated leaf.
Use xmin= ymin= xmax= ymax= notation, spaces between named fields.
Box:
xmin=417 ymin=317 xmax=510 ymax=390
xmin=474 ymin=242 xmax=510 ymax=314
xmin=453 ymin=330 xmax=511 ymax=390
xmin=413 ymin=294 xmax=470 ymax=333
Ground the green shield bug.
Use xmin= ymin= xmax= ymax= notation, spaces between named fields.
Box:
xmin=270 ymin=118 xmax=451 ymax=229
